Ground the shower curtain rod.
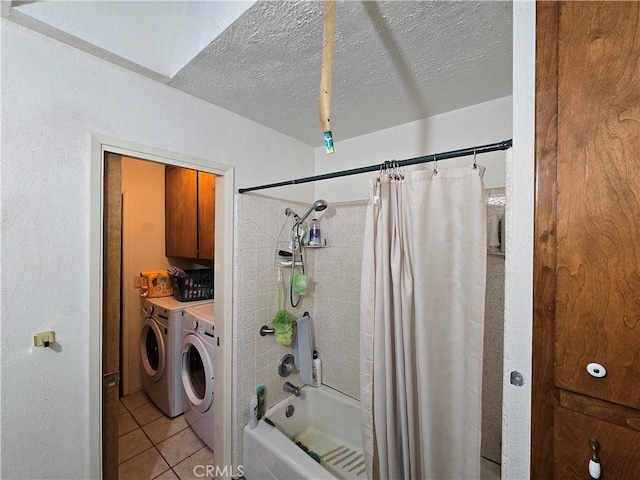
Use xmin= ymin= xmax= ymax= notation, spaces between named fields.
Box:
xmin=238 ymin=139 xmax=512 ymax=193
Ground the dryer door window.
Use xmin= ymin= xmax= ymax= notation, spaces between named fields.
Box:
xmin=140 ymin=318 xmax=165 ymax=382
xmin=146 ymin=329 xmax=160 ymax=371
xmin=182 ymin=334 xmax=213 ymax=413
xmin=186 ymin=344 xmax=206 ymax=399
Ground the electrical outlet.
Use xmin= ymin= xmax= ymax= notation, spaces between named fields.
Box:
xmin=134 ymin=276 xmax=142 ymax=288
xmin=34 ymin=331 xmax=55 ymax=347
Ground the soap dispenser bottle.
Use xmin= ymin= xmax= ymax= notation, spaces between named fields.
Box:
xmin=309 ymin=219 xmax=322 ymax=246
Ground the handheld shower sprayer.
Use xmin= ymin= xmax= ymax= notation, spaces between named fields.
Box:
xmin=285 ymin=200 xmax=328 ymax=228
xmin=284 ymin=200 xmax=328 ymax=308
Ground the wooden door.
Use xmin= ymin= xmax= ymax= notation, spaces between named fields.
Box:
xmin=554 ymin=0 xmax=640 ymax=409
xmin=165 ymin=166 xmax=198 ymax=258
xmin=533 ymin=1 xmax=640 ymax=476
xmin=531 ymin=2 xmax=560 ymax=476
xmin=197 ymin=172 xmax=216 ymax=260
xmin=103 ymin=153 xmax=122 ymax=479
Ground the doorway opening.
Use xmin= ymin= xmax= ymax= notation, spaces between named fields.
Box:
xmin=90 ymin=134 xmax=234 ymax=479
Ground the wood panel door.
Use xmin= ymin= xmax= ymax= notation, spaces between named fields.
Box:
xmin=165 ymin=166 xmax=198 ymax=258
xmin=554 ymin=0 xmax=640 ymax=409
xmin=554 ymin=406 xmax=640 ymax=479
xmin=533 ymin=1 xmax=640 ymax=476
xmin=197 ymin=172 xmax=215 ymax=261
xmin=103 ymin=152 xmax=122 ymax=480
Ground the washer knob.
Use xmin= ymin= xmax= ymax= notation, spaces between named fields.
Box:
xmin=190 ymin=319 xmax=199 ymax=331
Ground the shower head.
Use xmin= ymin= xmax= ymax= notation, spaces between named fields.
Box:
xmin=298 ymin=199 xmax=328 ymax=224
xmin=285 ymin=199 xmax=328 ymax=226
xmin=313 ymin=199 xmax=328 ymax=212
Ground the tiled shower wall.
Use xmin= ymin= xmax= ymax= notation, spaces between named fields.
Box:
xmin=306 ymin=201 xmax=367 ymax=400
xmin=482 ymin=188 xmax=506 ymax=464
xmin=232 ymin=195 xmax=366 ymax=464
xmin=232 ymin=194 xmax=315 ymax=465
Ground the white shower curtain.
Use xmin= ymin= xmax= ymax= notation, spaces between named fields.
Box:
xmin=360 ymin=165 xmax=487 ymax=480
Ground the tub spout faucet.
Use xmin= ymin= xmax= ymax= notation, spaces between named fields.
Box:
xmin=283 ymin=382 xmax=301 ymax=397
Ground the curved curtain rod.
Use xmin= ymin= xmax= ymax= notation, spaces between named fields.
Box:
xmin=238 ymin=139 xmax=512 ymax=194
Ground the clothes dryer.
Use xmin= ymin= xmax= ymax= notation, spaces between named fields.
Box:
xmin=181 ymin=304 xmax=215 ymax=450
xmin=140 ymin=297 xmax=213 ymax=417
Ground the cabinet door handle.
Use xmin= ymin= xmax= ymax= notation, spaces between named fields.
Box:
xmin=586 ymin=362 xmax=607 ymax=378
xmin=589 ymin=439 xmax=601 ymax=479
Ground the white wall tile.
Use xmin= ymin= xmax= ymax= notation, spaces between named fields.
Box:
xmin=482 ymin=188 xmax=506 ymax=463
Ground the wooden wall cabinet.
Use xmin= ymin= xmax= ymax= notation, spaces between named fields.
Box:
xmin=533 ymin=2 xmax=640 ymax=478
xmin=165 ymin=166 xmax=215 ymax=260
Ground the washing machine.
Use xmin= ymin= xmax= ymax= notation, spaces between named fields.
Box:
xmin=140 ymin=296 xmax=213 ymax=418
xmin=181 ymin=304 xmax=215 ymax=450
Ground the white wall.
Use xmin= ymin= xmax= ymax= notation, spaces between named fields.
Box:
xmin=314 ymin=96 xmax=513 ymax=202
xmin=121 ymin=157 xmax=172 ymax=395
xmin=0 ymin=19 xmax=313 ymax=480
xmin=503 ymin=2 xmax=535 ymax=478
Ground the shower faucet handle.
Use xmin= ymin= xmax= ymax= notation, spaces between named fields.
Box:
xmin=278 ymin=354 xmax=296 ymax=377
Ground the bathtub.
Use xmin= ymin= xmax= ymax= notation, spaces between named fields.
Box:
xmin=242 ymin=385 xmax=365 ymax=480
xmin=242 ymin=384 xmax=501 ymax=480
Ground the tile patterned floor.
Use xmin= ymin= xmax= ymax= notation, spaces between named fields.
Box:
xmin=119 ymin=390 xmax=215 ymax=480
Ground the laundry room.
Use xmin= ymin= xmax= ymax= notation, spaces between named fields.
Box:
xmin=117 ymin=155 xmax=218 ymax=476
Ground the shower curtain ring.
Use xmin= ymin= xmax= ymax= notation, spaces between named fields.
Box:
xmin=433 ymin=155 xmax=438 ymax=175
xmin=473 ymin=149 xmax=478 ymax=169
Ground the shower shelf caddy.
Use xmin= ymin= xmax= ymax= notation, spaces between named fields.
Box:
xmin=273 ymin=240 xmax=328 ymax=269
xmin=303 ymin=242 xmax=328 ymax=248
xmin=274 ymin=240 xmax=305 ymax=268
xmin=273 ymin=217 xmax=328 ymax=268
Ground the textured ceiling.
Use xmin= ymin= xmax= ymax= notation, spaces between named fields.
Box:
xmin=168 ymin=1 xmax=513 ymax=147
xmin=7 ymin=1 xmax=513 ymax=148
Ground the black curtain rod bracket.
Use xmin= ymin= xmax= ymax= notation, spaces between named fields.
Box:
xmin=239 ymin=139 xmax=512 ymax=194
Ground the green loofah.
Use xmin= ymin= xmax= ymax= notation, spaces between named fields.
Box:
xmin=292 ymin=273 xmax=308 ymax=296
xmin=272 ymin=309 xmax=293 ymax=345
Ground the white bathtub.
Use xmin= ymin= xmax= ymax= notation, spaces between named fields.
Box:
xmin=242 ymin=385 xmax=365 ymax=480
xmin=242 ymin=384 xmax=501 ymax=480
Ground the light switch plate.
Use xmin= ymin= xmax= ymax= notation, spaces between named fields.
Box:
xmin=34 ymin=331 xmax=55 ymax=347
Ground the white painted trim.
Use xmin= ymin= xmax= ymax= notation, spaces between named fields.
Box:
xmin=214 ymin=169 xmax=235 ymax=475
xmin=503 ymin=2 xmax=535 ymax=479
xmin=89 ymin=134 xmax=235 ymax=479
xmin=89 ymin=133 xmax=104 ymax=480
xmin=92 ymin=133 xmax=231 ymax=176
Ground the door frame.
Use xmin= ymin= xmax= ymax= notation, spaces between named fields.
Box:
xmin=89 ymin=133 xmax=234 ymax=478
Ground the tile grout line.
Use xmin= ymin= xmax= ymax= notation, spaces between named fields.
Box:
xmin=120 ymin=393 xmax=173 ymax=479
